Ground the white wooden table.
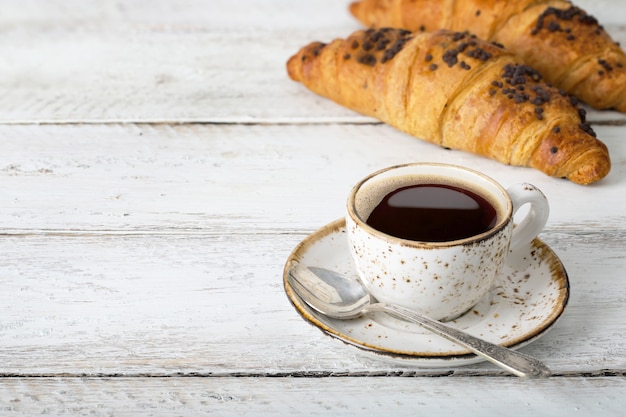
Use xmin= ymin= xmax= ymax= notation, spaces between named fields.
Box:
xmin=1 ymin=1 xmax=625 ymax=415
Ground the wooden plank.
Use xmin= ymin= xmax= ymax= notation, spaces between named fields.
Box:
xmin=2 ymin=0 xmax=624 ymax=26
xmin=0 ymin=376 xmax=624 ymax=416
xmin=0 ymin=0 xmax=360 ymax=124
xmin=0 ymin=123 xmax=625 ymax=233
xmin=0 ymin=227 xmax=624 ymax=375
xmin=0 ymin=0 xmax=625 ymax=124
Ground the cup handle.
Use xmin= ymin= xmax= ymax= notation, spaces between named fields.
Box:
xmin=506 ymin=183 xmax=550 ymax=253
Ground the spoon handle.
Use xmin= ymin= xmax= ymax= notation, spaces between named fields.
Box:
xmin=378 ymin=303 xmax=551 ymax=378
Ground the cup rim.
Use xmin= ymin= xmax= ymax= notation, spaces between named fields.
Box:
xmin=346 ymin=162 xmax=514 ymax=248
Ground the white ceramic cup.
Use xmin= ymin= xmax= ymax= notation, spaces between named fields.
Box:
xmin=346 ymin=163 xmax=549 ymax=321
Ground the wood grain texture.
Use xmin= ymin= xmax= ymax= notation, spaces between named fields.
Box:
xmin=1 ymin=0 xmax=626 ymax=414
xmin=0 ymin=123 xmax=624 ymax=233
xmin=0 ymin=0 xmax=625 ymax=124
xmin=0 ymin=377 xmax=625 ymax=416
xmin=0 ymin=230 xmax=624 ymax=376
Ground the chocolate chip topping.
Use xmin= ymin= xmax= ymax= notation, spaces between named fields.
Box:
xmin=370 ymin=31 xmax=384 ymax=42
xmin=351 ymin=28 xmax=415 ymax=66
xmin=530 ymin=3 xmax=610 ymax=64
xmin=420 ymin=31 xmax=496 ymax=73
xmin=376 ymin=38 xmax=391 ymax=50
xmin=343 ymin=29 xmax=598 ymax=140
xmin=358 ymin=54 xmax=377 ymax=66
xmin=443 ymin=49 xmax=459 ymax=67
xmin=457 ymin=42 xmax=469 ymax=53
xmin=300 ymin=42 xmax=326 ymax=62
xmin=504 ymin=64 xmax=543 ymax=84
xmin=532 ymin=6 xmax=599 ymax=37
xmin=514 ymin=93 xmax=529 ymax=103
xmin=486 ymin=63 xmax=595 ymax=134
xmin=465 ymin=47 xmax=492 ymax=61
xmin=580 ymin=123 xmax=596 ymax=137
xmin=312 ymin=43 xmax=326 ymax=57
xmin=598 ymin=59 xmax=613 ymax=72
xmin=452 ymin=32 xmax=468 ymax=42
xmin=548 ymin=21 xmax=561 ymax=32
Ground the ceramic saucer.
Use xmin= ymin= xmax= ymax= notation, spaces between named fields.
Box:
xmin=283 ymin=218 xmax=569 ymax=367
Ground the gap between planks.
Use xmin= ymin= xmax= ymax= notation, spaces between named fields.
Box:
xmin=0 ymin=370 xmax=624 ymax=378
xmin=0 ymin=118 xmax=624 ymax=126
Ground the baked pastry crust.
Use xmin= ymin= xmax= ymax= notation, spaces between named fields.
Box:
xmin=350 ymin=0 xmax=626 ymax=112
xmin=287 ymin=29 xmax=610 ymax=184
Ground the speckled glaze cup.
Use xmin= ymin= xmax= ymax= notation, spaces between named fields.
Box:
xmin=346 ymin=163 xmax=549 ymax=321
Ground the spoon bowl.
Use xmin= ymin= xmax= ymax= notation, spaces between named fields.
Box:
xmin=288 ymin=265 xmax=370 ymax=319
xmin=288 ymin=263 xmax=551 ymax=378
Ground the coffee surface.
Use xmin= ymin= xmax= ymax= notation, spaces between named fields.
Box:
xmin=366 ymin=183 xmax=498 ymax=242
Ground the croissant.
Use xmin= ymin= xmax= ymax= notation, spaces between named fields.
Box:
xmin=349 ymin=0 xmax=626 ymax=112
xmin=286 ymin=28 xmax=610 ymax=184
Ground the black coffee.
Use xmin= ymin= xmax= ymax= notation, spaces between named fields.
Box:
xmin=366 ymin=183 xmax=498 ymax=242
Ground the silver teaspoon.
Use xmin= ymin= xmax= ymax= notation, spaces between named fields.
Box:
xmin=288 ymin=264 xmax=551 ymax=378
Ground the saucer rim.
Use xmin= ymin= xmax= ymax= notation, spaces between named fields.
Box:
xmin=283 ymin=218 xmax=570 ymax=364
